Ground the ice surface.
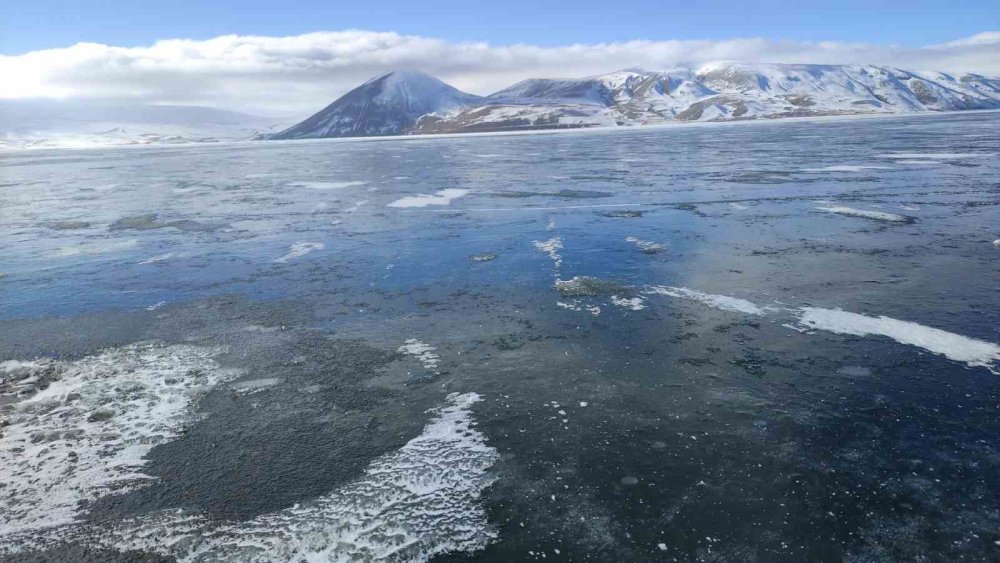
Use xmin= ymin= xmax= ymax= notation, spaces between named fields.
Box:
xmin=3 ymin=110 xmax=1000 ymax=560
xmin=797 ymin=308 xmax=1000 ymax=373
xmin=387 ymin=189 xmax=469 ymax=208
xmin=0 ymin=343 xmax=238 ymax=536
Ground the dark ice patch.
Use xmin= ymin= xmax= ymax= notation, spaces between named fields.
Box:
xmin=85 ymin=335 xmax=437 ymax=522
xmin=46 ymin=221 xmax=91 ymax=230
xmin=495 ymin=189 xmax=613 ymax=199
xmin=597 ymin=210 xmax=643 ymax=218
xmin=555 ymin=276 xmax=633 ymax=297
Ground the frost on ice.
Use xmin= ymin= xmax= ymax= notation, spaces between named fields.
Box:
xmin=1 ymin=393 xmax=500 ymax=563
xmin=0 ymin=343 xmax=239 ymax=536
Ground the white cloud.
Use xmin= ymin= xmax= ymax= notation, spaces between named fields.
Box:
xmin=1 ymin=30 xmax=998 ymax=116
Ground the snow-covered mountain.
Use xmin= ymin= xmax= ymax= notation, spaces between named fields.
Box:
xmin=0 ymin=101 xmax=290 ymax=150
xmin=273 ymin=64 xmax=1000 ymax=139
xmin=270 ymin=70 xmax=483 ymax=139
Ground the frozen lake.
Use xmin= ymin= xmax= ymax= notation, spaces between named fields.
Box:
xmin=1 ymin=112 xmax=999 ymax=561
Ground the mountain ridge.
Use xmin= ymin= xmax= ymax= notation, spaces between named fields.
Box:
xmin=269 ymin=64 xmax=1000 ymax=140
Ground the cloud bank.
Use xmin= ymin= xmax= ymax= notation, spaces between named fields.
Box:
xmin=2 ymin=30 xmax=998 ymax=116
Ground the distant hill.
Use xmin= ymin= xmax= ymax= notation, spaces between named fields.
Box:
xmin=0 ymin=100 xmax=291 ymax=149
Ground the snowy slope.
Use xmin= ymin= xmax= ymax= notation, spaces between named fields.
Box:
xmin=269 ymin=70 xmax=483 ymax=139
xmin=691 ymin=63 xmax=1000 ymax=117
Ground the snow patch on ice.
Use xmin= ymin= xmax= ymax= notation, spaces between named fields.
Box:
xmin=636 ymin=282 xmax=1000 ymax=373
xmin=644 ymin=286 xmax=770 ymax=316
xmin=556 ymin=300 xmax=600 ymax=316
xmin=387 ymin=189 xmax=469 ymax=208
xmin=801 ymin=165 xmax=890 ymax=173
xmin=230 ymin=377 xmax=282 ymax=395
xmin=875 ymin=153 xmax=989 ymax=160
xmin=344 ymin=200 xmax=368 ymax=213
xmin=533 ymin=236 xmax=563 ymax=269
xmin=796 ymin=308 xmax=1000 ymax=373
xmin=399 ymin=339 xmax=442 ymax=372
xmin=274 ymin=241 xmax=324 ymax=263
xmin=817 ymin=206 xmax=914 ymax=223
xmin=625 ymin=236 xmax=664 ymax=254
xmin=0 ymin=343 xmax=238 ymax=536
xmin=287 ymin=181 xmax=367 ymax=190
xmin=139 ymin=251 xmax=189 ymax=264
xmin=611 ymin=296 xmax=646 ymax=311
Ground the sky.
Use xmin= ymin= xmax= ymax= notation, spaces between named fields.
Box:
xmin=1 ymin=1 xmax=998 ymax=115
xmin=3 ymin=0 xmax=998 ymax=53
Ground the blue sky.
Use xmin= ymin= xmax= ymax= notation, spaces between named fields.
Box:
xmin=3 ymin=0 xmax=998 ymax=54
